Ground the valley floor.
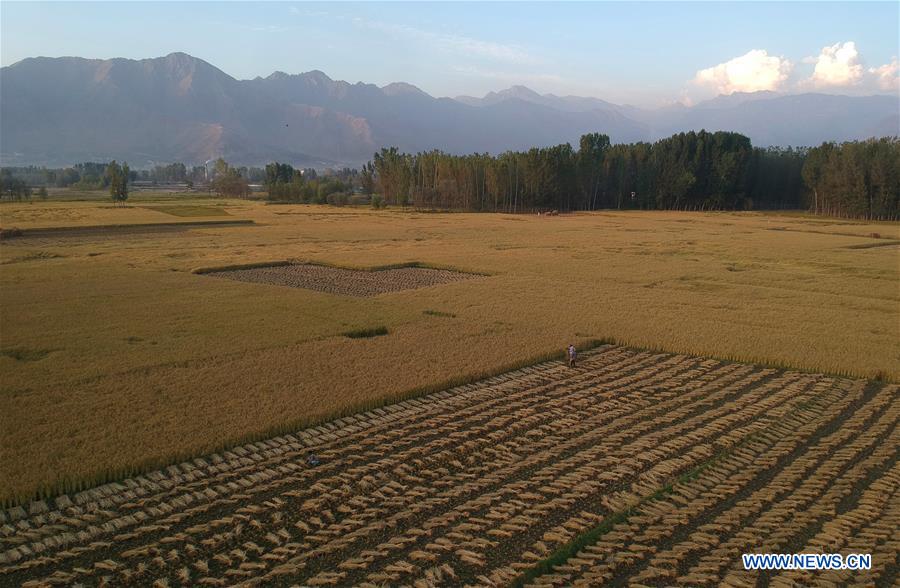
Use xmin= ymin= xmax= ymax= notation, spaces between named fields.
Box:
xmin=1 ymin=197 xmax=898 ymax=505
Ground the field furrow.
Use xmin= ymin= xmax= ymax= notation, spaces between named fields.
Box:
xmin=521 ymin=382 xmax=897 ymax=588
xmin=1 ymin=346 xmax=893 ymax=588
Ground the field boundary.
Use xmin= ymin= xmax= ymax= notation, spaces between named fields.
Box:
xmin=0 ymin=219 xmax=254 ymax=240
xmin=192 ymin=259 xmax=494 ymax=276
xmin=843 ymin=240 xmax=900 ymax=249
xmin=192 ymin=259 xmax=294 ymax=274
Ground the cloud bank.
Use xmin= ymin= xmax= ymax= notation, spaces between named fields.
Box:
xmin=809 ymin=41 xmax=864 ymax=87
xmin=693 ymin=49 xmax=792 ymax=94
xmin=691 ymin=42 xmax=898 ymax=100
xmin=869 ymin=58 xmax=899 ymax=91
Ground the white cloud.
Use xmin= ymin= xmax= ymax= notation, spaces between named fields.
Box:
xmin=693 ymin=50 xmax=792 ymax=94
xmin=801 ymin=42 xmax=898 ymax=93
xmin=809 ymin=41 xmax=864 ymax=87
xmin=869 ymin=57 xmax=899 ymax=92
xmin=352 ymin=18 xmax=541 ymax=65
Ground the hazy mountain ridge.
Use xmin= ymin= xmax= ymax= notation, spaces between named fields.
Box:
xmin=1 ymin=52 xmax=896 ymax=167
xmin=649 ymin=93 xmax=898 ymax=147
xmin=456 ymin=85 xmax=625 ymax=114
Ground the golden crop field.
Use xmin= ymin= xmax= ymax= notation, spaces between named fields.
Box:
xmin=1 ymin=346 xmax=897 ymax=586
xmin=1 ymin=195 xmax=898 ymax=511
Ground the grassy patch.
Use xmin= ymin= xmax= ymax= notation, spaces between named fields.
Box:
xmin=143 ymin=205 xmax=230 ymax=217
xmin=423 ymin=309 xmax=457 ymax=318
xmin=342 ymin=326 xmax=390 ymax=339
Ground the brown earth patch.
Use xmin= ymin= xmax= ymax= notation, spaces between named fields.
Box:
xmin=204 ymin=263 xmax=480 ymax=296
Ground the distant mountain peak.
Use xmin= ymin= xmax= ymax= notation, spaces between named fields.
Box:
xmin=455 ymin=85 xmax=626 ymax=115
xmin=163 ymin=51 xmax=194 ymax=61
xmin=301 ymin=69 xmax=333 ymax=84
xmin=507 ymin=84 xmax=540 ymax=94
xmin=490 ymin=85 xmax=542 ymax=100
xmin=381 ymin=82 xmax=429 ymax=97
xmin=153 ymin=52 xmax=212 ymax=71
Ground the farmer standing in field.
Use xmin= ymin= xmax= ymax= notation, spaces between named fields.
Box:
xmin=567 ymin=344 xmax=577 ymax=368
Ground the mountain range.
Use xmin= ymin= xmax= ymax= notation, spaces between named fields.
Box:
xmin=1 ymin=52 xmax=897 ymax=168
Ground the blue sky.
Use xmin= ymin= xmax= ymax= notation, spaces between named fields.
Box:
xmin=2 ymin=2 xmax=897 ymax=106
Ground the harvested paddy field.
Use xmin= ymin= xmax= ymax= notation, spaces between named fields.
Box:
xmin=204 ymin=264 xmax=480 ymax=297
xmin=1 ymin=346 xmax=897 ymax=587
xmin=1 ymin=199 xmax=898 ymax=507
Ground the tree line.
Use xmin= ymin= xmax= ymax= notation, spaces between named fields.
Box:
xmin=368 ymin=131 xmax=760 ymax=212
xmin=1 ymin=134 xmax=896 ymax=218
xmin=264 ymin=163 xmax=375 ymax=206
xmin=1 ymin=161 xmax=130 ymax=203
xmin=802 ymin=137 xmax=898 ymax=220
xmin=1 ymin=169 xmax=42 ymax=200
xmin=366 ymin=132 xmax=897 ymax=219
xmin=0 ymin=159 xmax=268 ymax=191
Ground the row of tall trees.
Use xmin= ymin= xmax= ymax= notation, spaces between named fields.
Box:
xmin=365 ymin=132 xmax=898 ymax=219
xmin=370 ymin=131 xmax=765 ymax=212
xmin=1 ymin=161 xmax=131 ymax=202
xmin=0 ymin=160 xmax=268 ymax=190
xmin=748 ymin=147 xmax=807 ymax=210
xmin=802 ymin=137 xmax=899 ymax=220
xmin=0 ymin=161 xmax=185 ymax=189
xmin=2 ymin=135 xmax=896 ymax=218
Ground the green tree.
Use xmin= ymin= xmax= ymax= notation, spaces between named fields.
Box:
xmin=107 ymin=161 xmax=129 ymax=205
xmin=360 ymin=161 xmax=376 ymax=195
xmin=211 ymin=168 xmax=250 ymax=198
xmin=577 ymin=133 xmax=610 ymax=209
xmin=0 ymin=169 xmax=32 ymax=201
xmin=213 ymin=158 xmax=230 ymax=179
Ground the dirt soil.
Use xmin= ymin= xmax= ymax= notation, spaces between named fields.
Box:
xmin=205 ymin=263 xmax=480 ymax=296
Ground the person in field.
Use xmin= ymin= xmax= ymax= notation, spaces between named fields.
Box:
xmin=567 ymin=344 xmax=577 ymax=367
